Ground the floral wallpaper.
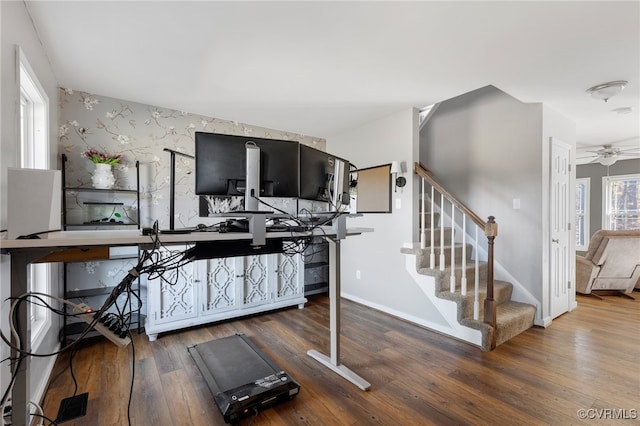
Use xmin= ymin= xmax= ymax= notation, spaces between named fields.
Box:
xmin=58 ymin=87 xmax=326 ymax=229
xmin=58 ymin=87 xmax=327 ymax=322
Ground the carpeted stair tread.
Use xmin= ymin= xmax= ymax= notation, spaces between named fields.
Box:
xmin=435 ymin=280 xmax=514 ymax=321
xmin=403 ymin=244 xmax=537 ymax=351
xmin=461 ymin=301 xmax=536 ymax=350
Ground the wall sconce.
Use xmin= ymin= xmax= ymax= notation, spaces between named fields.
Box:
xmin=390 ymin=161 xmax=406 ymax=192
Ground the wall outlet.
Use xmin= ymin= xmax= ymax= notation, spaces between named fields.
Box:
xmin=356 ymin=270 xmax=361 ymax=280
xmin=396 ymin=198 xmax=402 ymax=209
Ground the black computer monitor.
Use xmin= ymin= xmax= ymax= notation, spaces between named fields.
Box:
xmin=299 ymin=144 xmax=351 ymax=206
xmin=195 ymin=132 xmax=300 ymax=198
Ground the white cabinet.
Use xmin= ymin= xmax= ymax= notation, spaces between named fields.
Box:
xmin=145 ymin=247 xmax=306 ymax=341
xmin=147 ymin=245 xmax=198 ymax=328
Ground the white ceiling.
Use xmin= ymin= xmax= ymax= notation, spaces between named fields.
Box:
xmin=25 ymin=1 xmax=640 ymax=159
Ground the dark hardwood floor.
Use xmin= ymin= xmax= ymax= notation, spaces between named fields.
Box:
xmin=41 ymin=293 xmax=639 ymax=425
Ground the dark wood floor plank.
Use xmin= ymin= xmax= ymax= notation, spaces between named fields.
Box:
xmin=40 ymin=293 xmax=640 ymax=425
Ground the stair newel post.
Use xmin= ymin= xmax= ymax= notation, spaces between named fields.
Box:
xmin=420 ymin=178 xmax=426 ymax=250
xmin=483 ymin=216 xmax=498 ymax=349
xmin=429 ymin=186 xmax=435 ymax=269
xmin=439 ymin=192 xmax=446 ymax=271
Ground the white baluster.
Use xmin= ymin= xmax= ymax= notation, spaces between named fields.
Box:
xmin=474 ymin=226 xmax=480 ymax=320
xmin=420 ymin=178 xmax=426 ymax=250
xmin=439 ymin=193 xmax=445 ymax=271
xmin=449 ymin=202 xmax=455 ymax=292
xmin=429 ymin=186 xmax=435 ymax=269
xmin=461 ymin=214 xmax=467 ymax=296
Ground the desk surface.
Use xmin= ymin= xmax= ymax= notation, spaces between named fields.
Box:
xmin=0 ymin=227 xmax=372 ymax=250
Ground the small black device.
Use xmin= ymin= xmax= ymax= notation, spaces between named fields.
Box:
xmin=159 ymin=229 xmax=191 ymax=234
xmin=188 ymin=334 xmax=300 ymax=423
xmin=183 ymin=238 xmax=284 ymax=260
xmin=219 ymin=219 xmax=250 ymax=233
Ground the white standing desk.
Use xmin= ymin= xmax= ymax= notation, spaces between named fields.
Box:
xmin=0 ymin=225 xmax=371 ymax=425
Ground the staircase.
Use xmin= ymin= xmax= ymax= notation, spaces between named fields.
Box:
xmin=404 ymin=164 xmax=536 ymax=351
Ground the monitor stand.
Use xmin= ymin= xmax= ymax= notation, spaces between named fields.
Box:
xmin=187 ymin=334 xmax=300 ymax=424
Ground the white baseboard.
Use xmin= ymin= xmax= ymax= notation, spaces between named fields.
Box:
xmin=341 ymin=292 xmax=481 ymax=346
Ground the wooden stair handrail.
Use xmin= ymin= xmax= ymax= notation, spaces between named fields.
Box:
xmin=414 ymin=162 xmax=498 ymax=349
xmin=415 ymin=163 xmax=482 ymax=230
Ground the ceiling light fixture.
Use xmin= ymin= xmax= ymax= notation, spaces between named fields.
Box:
xmin=586 ymin=80 xmax=628 ymax=102
xmin=612 ymin=107 xmax=633 ymax=115
xmin=598 ymin=156 xmax=617 ymax=166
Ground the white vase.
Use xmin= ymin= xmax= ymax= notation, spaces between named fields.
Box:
xmin=92 ymin=163 xmax=115 ymax=189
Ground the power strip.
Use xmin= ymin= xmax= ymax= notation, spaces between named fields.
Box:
xmin=72 ymin=303 xmax=131 ymax=348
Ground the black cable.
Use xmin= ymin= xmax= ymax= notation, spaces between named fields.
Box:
xmin=0 ymin=222 xmax=168 ymax=423
xmin=69 ymin=340 xmax=80 ymax=397
xmin=52 ymin=341 xmax=82 ymax=425
xmin=31 ymin=411 xmax=58 ymax=426
xmin=126 ymin=331 xmax=135 ymax=426
xmin=15 ymin=228 xmax=62 ymax=240
xmin=250 ymin=195 xmax=304 ymax=225
xmin=246 ymin=407 xmax=259 ymax=426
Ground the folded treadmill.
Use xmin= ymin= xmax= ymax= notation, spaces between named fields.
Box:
xmin=187 ymin=334 xmax=300 ymax=423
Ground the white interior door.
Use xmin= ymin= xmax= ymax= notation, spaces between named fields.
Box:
xmin=550 ymin=138 xmax=572 ymax=319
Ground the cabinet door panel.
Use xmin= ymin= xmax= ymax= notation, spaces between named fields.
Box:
xmin=275 ymin=253 xmax=303 ymax=301
xmin=240 ymin=255 xmax=271 ymax=307
xmin=148 ymin=246 xmax=197 ymax=325
xmin=201 ymin=257 xmax=238 ymax=315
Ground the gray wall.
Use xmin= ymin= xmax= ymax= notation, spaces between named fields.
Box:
xmin=420 ymin=85 xmax=576 ymax=320
xmin=576 ymin=158 xmax=640 ymax=239
xmin=0 ymin=0 xmax=60 ymax=406
xmin=326 ymin=108 xmax=451 ymax=326
xmin=421 ymin=86 xmax=543 ymax=301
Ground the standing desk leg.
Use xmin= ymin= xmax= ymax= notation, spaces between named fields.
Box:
xmin=307 ymin=238 xmax=370 ymax=391
xmin=9 ymin=251 xmax=33 ymax=426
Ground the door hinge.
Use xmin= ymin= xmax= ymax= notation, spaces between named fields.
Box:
xmin=568 ymin=222 xmax=571 ymax=230
xmin=567 ymin=280 xmax=571 ymax=289
xmin=568 ymin=163 xmax=572 ymax=172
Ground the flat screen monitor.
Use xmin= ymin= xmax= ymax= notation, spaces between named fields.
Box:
xmin=195 ymin=132 xmax=300 ymax=198
xmin=299 ymin=144 xmax=351 ymax=206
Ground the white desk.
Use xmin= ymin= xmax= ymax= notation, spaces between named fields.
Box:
xmin=0 ymin=225 xmax=371 ymax=425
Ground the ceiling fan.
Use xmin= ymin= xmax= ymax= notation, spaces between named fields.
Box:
xmin=577 ymin=144 xmax=640 ymax=166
